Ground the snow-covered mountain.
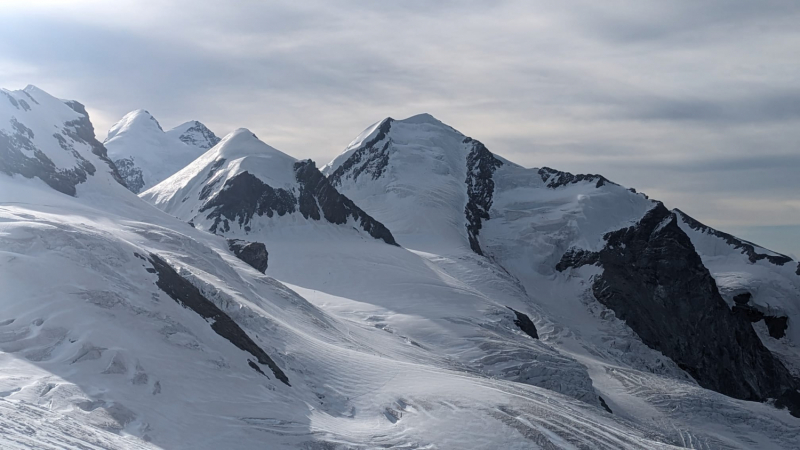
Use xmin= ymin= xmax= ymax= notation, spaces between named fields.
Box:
xmin=322 ymin=113 xmax=800 ymax=438
xmin=164 ymin=120 xmax=221 ymax=150
xmin=141 ymin=127 xmax=396 ymax=245
xmin=1 ymin=85 xmax=125 ymax=196
xmin=2 ymin=87 xmax=800 ymax=449
xmin=104 ymin=110 xmax=220 ymax=193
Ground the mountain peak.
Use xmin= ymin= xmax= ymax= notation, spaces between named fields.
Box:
xmin=166 ymin=120 xmax=221 ymax=150
xmin=105 ymin=109 xmax=163 ymax=142
xmin=210 ymin=128 xmax=295 ymax=167
xmin=398 ymin=113 xmax=444 ymax=125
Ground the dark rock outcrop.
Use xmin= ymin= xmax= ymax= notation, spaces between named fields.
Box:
xmin=198 ymin=158 xmax=228 ymax=200
xmin=114 ymin=158 xmax=145 ymax=194
xmin=598 ymin=396 xmax=612 ymax=414
xmin=557 ymin=204 xmax=800 ymax=416
xmin=1 ymin=119 xmax=88 ymax=196
xmin=62 ymin=100 xmax=125 ymax=187
xmin=294 ymin=160 xmax=397 ymax=246
xmin=732 ymin=293 xmax=789 ymax=340
xmin=148 ymin=254 xmax=290 ymax=385
xmin=199 ymin=164 xmax=398 ymax=245
xmin=464 ymin=138 xmax=503 ymax=255
xmin=328 ymin=118 xmax=393 ymax=186
xmin=176 ymin=121 xmax=220 ymax=149
xmin=507 ymin=307 xmax=539 ymax=339
xmin=555 ymin=248 xmax=599 ymax=272
xmin=227 ymin=239 xmax=269 ymax=274
xmin=538 ymin=167 xmax=615 ymax=189
xmin=201 ymin=171 xmax=297 ymax=234
xmin=676 ymin=209 xmax=793 ymax=266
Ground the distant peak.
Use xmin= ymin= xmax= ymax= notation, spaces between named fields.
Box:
xmin=105 ymin=109 xmax=164 ymax=142
xmin=167 ymin=120 xmax=221 ymax=150
xmin=122 ymin=109 xmax=163 ymax=130
xmin=397 ymin=113 xmax=462 ymax=135
xmin=400 ymin=113 xmax=439 ymax=123
xmin=216 ymin=128 xmax=269 ymax=152
xmin=231 ymin=127 xmax=257 ymax=139
xmin=23 ymin=84 xmax=44 ymax=94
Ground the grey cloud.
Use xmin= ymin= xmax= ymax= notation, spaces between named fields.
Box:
xmin=0 ymin=1 xmax=799 ymax=256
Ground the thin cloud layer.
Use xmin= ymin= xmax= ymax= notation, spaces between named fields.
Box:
xmin=1 ymin=0 xmax=798 ymax=255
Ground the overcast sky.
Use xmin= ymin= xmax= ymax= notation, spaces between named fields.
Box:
xmin=1 ymin=0 xmax=798 ymax=257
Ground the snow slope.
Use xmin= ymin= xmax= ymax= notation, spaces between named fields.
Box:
xmin=104 ymin=110 xmax=220 ymax=193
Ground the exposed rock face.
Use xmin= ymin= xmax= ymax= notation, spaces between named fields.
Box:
xmin=197 ymin=161 xmax=398 ymax=245
xmin=328 ymin=118 xmax=393 ymax=186
xmin=294 ymin=160 xmax=397 ymax=246
xmin=464 ymin=138 xmax=503 ymax=255
xmin=538 ymin=167 xmax=613 ymax=189
xmin=558 ymin=203 xmax=800 ymax=416
xmin=61 ymin=100 xmax=125 ymax=187
xmin=507 ymin=307 xmax=539 ymax=339
xmin=198 ymin=158 xmax=228 ymax=200
xmin=732 ymin=293 xmax=789 ymax=340
xmin=148 ymin=254 xmax=289 ymax=385
xmin=676 ymin=209 xmax=793 ymax=266
xmin=114 ymin=157 xmax=145 ymax=194
xmin=175 ymin=121 xmax=220 ymax=149
xmin=200 ymin=171 xmax=297 ymax=234
xmin=227 ymin=239 xmax=269 ymax=274
xmin=1 ymin=98 xmax=124 ymax=196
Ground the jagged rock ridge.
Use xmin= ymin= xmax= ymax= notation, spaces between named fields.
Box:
xmin=676 ymin=208 xmax=793 ymax=266
xmin=464 ymin=137 xmax=503 ymax=255
xmin=557 ymin=203 xmax=800 ymax=416
xmin=327 ymin=118 xmax=393 ymax=186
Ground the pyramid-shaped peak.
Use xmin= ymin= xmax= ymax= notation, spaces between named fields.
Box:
xmin=166 ymin=120 xmax=221 ymax=150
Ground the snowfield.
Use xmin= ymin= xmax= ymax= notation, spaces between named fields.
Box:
xmin=1 ymin=86 xmax=800 ymax=449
